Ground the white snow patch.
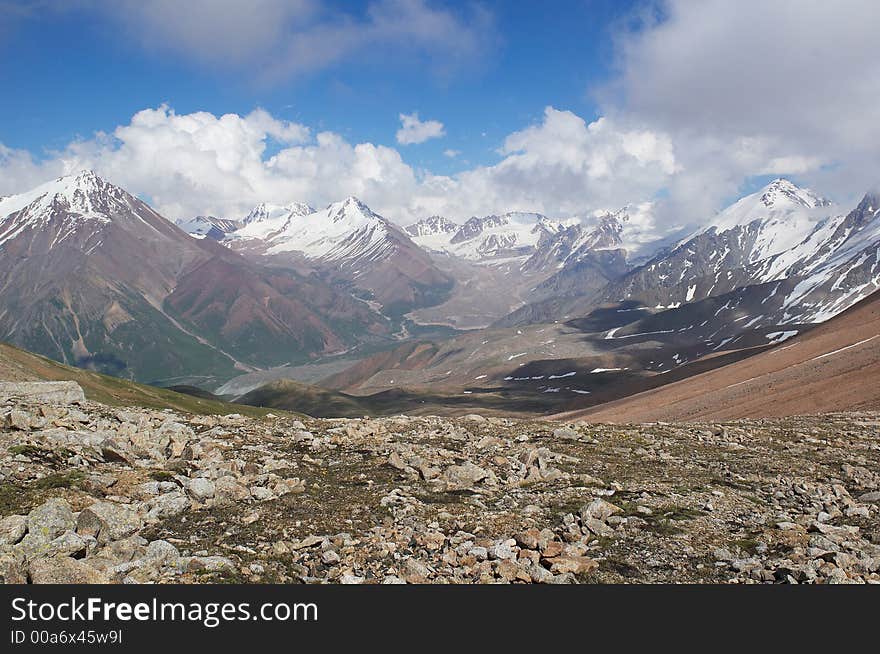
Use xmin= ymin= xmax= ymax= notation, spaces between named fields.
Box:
xmin=765 ymin=330 xmax=798 ymax=344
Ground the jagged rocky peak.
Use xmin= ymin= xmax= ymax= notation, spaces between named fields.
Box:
xmin=405 ymin=215 xmax=459 ymax=237
xmin=854 ymin=191 xmax=880 ymax=215
xmin=450 ymin=212 xmax=532 ymax=244
xmin=176 ymin=215 xmax=243 ymax=240
xmin=242 ymin=200 xmax=314 ymax=225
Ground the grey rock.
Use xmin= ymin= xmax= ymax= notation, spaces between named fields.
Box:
xmin=552 ymin=427 xmax=581 ymax=440
xmin=76 ymin=501 xmax=143 ymax=544
xmin=403 ymin=558 xmax=432 ymax=580
xmin=146 ymin=492 xmax=190 ymax=520
xmin=321 ymin=550 xmax=341 ymax=565
xmin=0 ymin=550 xmax=27 ymax=584
xmin=5 ymin=409 xmax=32 ymax=430
xmin=25 ymin=498 xmax=75 ymax=545
xmin=214 ymin=476 xmax=252 ymax=503
xmin=144 ymin=539 xmax=180 ymax=564
xmin=580 ymin=498 xmax=621 ymax=522
xmin=250 ymin=486 xmax=275 ymax=501
xmin=529 ymin=564 xmax=555 ymax=583
xmin=582 ymin=517 xmax=616 ymax=538
xmin=186 ymin=556 xmax=235 ymax=572
xmin=489 ymin=539 xmax=517 ymax=561
xmin=184 ymin=477 xmax=215 ymax=501
xmin=0 ymin=515 xmax=28 ymax=546
xmin=46 ymin=531 xmax=89 ymax=558
xmin=438 ymin=462 xmax=492 ymax=491
xmin=467 ymin=546 xmax=489 ymax=561
xmin=29 ymin=556 xmax=109 ymax=584
xmin=0 ymin=381 xmax=85 ymax=405
xmin=99 ymin=535 xmax=147 ymax=564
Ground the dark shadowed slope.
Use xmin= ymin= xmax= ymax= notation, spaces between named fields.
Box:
xmin=555 ymin=289 xmax=880 ymax=422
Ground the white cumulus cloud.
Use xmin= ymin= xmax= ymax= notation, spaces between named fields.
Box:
xmin=600 ymin=0 xmax=880 ymax=221
xmin=0 ymin=105 xmax=678 ymax=226
xmin=396 ymin=113 xmax=446 ymax=145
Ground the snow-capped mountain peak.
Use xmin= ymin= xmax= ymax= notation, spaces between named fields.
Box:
xmin=758 ymin=178 xmax=829 ymax=210
xmin=325 ymin=196 xmax=382 ymax=226
xmin=0 ymin=171 xmax=151 ymax=253
xmin=226 ymin=196 xmax=400 ymax=265
xmin=404 ymin=215 xmax=459 ymax=238
xmin=0 ymin=170 xmax=135 ymax=225
xmin=221 ymin=195 xmax=450 ymax=312
xmin=441 ymin=211 xmax=572 ymax=260
xmin=242 ymin=201 xmax=314 ymax=226
xmin=703 ymin=179 xmax=832 ymax=236
xmin=669 ymin=178 xmax=839 ymax=267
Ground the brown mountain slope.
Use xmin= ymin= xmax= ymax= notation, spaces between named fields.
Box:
xmin=554 ymin=289 xmax=880 ymax=422
xmin=0 ymin=172 xmax=391 ymax=384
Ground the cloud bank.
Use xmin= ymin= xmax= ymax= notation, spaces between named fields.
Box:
xmin=0 ymin=105 xmax=678 ymax=225
xmin=600 ymin=0 xmax=880 ymax=220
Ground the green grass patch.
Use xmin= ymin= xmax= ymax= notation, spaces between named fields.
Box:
xmin=32 ymin=470 xmax=87 ymax=490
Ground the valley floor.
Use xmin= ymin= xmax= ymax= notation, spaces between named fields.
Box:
xmin=1 ymin=383 xmax=878 ymax=584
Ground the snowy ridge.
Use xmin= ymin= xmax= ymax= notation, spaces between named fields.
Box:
xmin=407 ymin=203 xmax=667 ymax=277
xmin=404 ymin=215 xmax=460 ymax=251
xmin=776 ymin=195 xmax=880 ymax=322
xmin=242 ymin=201 xmax=314 ymax=226
xmin=410 ymin=211 xmax=577 ymax=261
xmin=688 ymin=178 xmax=834 ymax=263
xmin=232 ymin=202 xmax=315 ymax=242
xmin=229 ymin=196 xmax=402 ymax=267
xmin=405 ymin=215 xmax=459 ymax=238
xmin=0 ymin=170 xmax=140 ymax=247
xmin=611 ymin=181 xmax=880 ymax=332
xmin=175 ymin=215 xmax=242 ymax=240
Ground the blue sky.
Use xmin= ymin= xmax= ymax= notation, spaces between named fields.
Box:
xmin=0 ymin=1 xmax=876 ymax=226
xmin=0 ymin=0 xmax=636 ymax=175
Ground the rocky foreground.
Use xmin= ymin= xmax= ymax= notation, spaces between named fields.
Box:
xmin=1 ymin=382 xmax=879 ymax=584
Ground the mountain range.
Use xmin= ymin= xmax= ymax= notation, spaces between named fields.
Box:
xmin=2 ymin=171 xmax=878 ymax=416
xmin=0 ymin=172 xmax=395 ymax=384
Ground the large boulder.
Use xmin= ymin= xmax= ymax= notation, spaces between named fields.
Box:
xmin=29 ymin=556 xmax=110 ymax=584
xmin=214 ymin=476 xmax=252 ymax=504
xmin=24 ymin=498 xmax=75 ymax=545
xmin=184 ymin=477 xmax=215 ymax=502
xmin=145 ymin=491 xmax=190 ymax=520
xmin=580 ymin=498 xmax=621 ymax=523
xmin=0 ymin=381 xmax=85 ymax=405
xmin=76 ymin=501 xmax=143 ymax=544
xmin=0 ymin=515 xmax=28 ymax=545
xmin=437 ymin=462 xmax=494 ymax=491
xmin=0 ymin=550 xmax=27 ymax=584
